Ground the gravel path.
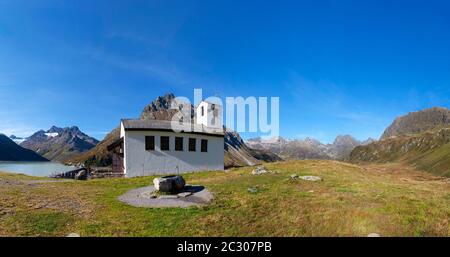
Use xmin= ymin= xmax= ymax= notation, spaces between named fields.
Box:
xmin=118 ymin=185 xmax=214 ymax=208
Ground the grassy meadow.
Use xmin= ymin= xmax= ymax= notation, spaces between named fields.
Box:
xmin=0 ymin=160 xmax=449 ymax=237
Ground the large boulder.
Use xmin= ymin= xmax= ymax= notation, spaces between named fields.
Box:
xmin=153 ymin=175 xmax=186 ymax=193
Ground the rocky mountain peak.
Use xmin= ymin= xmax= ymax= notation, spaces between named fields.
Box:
xmin=333 ymin=135 xmax=359 ymax=147
xmin=304 ymin=137 xmax=321 ymax=145
xmin=21 ymin=126 xmax=99 ymax=162
xmin=140 ymin=93 xmax=195 ymax=121
xmin=142 ymin=93 xmax=175 ymax=112
xmin=361 ymin=137 xmax=376 ymax=145
xmin=381 ymin=107 xmax=450 ymax=140
xmin=48 ymin=126 xmax=64 ymax=134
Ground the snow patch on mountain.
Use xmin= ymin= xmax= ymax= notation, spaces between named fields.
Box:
xmin=9 ymin=135 xmax=26 ymax=145
xmin=45 ymin=132 xmax=59 ymax=138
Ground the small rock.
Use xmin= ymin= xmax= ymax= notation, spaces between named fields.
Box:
xmin=367 ymin=233 xmax=381 ymax=237
xmin=308 ymin=190 xmax=314 ymax=193
xmin=252 ymin=167 xmax=269 ymax=175
xmin=139 ymin=191 xmax=157 ymax=199
xmin=299 ymin=176 xmax=322 ymax=182
xmin=178 ymin=192 xmax=193 ymax=198
xmin=290 ymin=174 xmax=299 ymax=179
xmin=247 ymin=187 xmax=258 ymax=193
xmin=67 ymin=233 xmax=80 ymax=237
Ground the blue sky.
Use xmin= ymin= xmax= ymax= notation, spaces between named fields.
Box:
xmin=1 ymin=0 xmax=450 ymax=143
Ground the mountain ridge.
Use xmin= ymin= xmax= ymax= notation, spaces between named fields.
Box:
xmin=381 ymin=107 xmax=450 ymax=139
xmin=0 ymin=134 xmax=48 ymax=162
xmin=246 ymin=135 xmax=374 ymax=161
xmin=350 ymin=107 xmax=450 ymax=177
xmin=20 ymin=126 xmax=99 ymax=162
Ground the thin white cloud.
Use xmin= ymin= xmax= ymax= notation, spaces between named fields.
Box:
xmin=285 ymin=71 xmax=386 ymax=125
xmin=83 ymin=46 xmax=194 ymax=87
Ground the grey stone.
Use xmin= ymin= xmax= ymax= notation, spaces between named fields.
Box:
xmin=247 ymin=187 xmax=258 ymax=193
xmin=290 ymin=174 xmax=299 ymax=179
xmin=67 ymin=233 xmax=80 ymax=237
xmin=153 ymin=177 xmax=172 ymax=192
xmin=299 ymin=176 xmax=322 ymax=182
xmin=153 ymin=175 xmax=186 ymax=193
xmin=178 ymin=192 xmax=193 ymax=198
xmin=367 ymin=233 xmax=381 ymax=237
xmin=252 ymin=167 xmax=269 ymax=175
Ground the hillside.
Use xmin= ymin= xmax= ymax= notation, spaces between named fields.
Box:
xmin=247 ymin=135 xmax=374 ymax=161
xmin=0 ymin=134 xmax=48 ymax=162
xmin=68 ymin=93 xmax=279 ymax=167
xmin=1 ymin=160 xmax=448 ymax=236
xmin=350 ymin=127 xmax=450 ymax=177
xmin=350 ymin=107 xmax=450 ymax=177
xmin=20 ymin=126 xmax=99 ymax=162
xmin=381 ymin=107 xmax=450 ymax=139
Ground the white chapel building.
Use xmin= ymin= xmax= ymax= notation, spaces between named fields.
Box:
xmin=108 ymin=101 xmax=224 ymax=177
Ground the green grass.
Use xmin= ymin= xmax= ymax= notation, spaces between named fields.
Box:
xmin=4 ymin=211 xmax=72 ymax=236
xmin=0 ymin=160 xmax=449 ymax=236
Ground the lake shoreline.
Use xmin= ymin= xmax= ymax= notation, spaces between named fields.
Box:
xmin=0 ymin=161 xmax=76 ymax=177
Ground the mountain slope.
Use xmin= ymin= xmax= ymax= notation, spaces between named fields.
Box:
xmin=381 ymin=107 xmax=450 ymax=139
xmin=0 ymin=134 xmax=48 ymax=161
xmin=21 ymin=126 xmax=99 ymax=162
xmin=67 ymin=93 xmax=278 ymax=168
xmin=350 ymin=127 xmax=450 ymax=177
xmin=350 ymin=107 xmax=450 ymax=177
